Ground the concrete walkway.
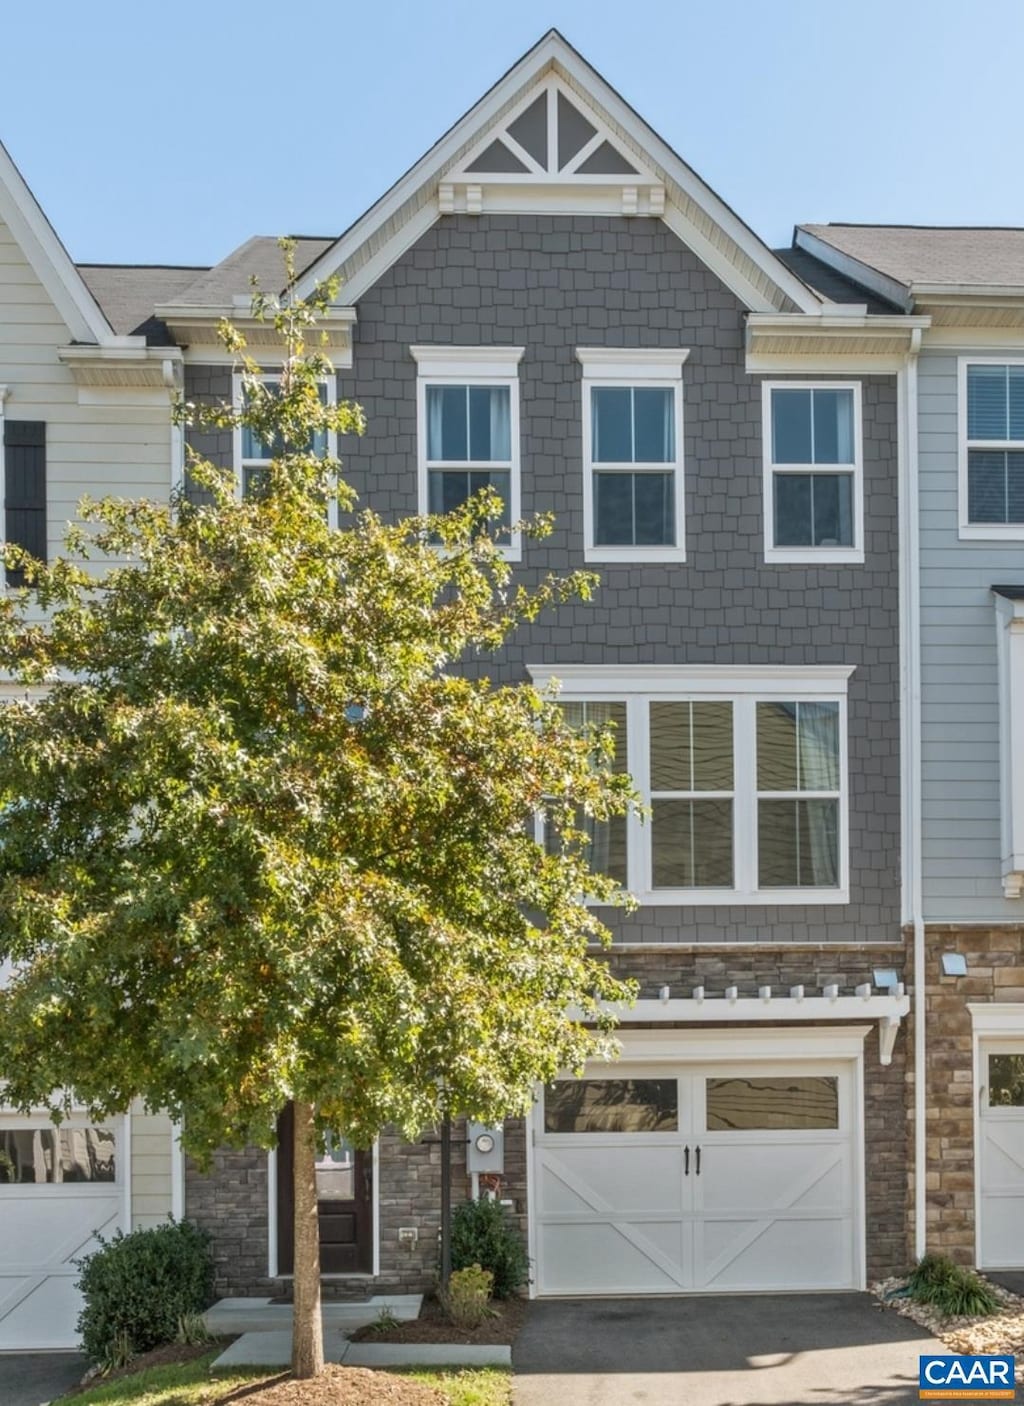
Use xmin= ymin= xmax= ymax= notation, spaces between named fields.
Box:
xmin=513 ymin=1295 xmax=941 ymax=1406
xmin=0 ymin=1353 xmax=86 ymax=1406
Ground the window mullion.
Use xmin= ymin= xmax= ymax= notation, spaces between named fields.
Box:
xmin=734 ymin=697 xmax=757 ymax=895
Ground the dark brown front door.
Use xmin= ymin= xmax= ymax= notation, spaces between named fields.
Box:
xmin=276 ymin=1106 xmax=373 ymax=1275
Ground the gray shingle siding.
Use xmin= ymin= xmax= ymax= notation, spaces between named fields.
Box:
xmin=186 ymin=212 xmax=902 ymax=945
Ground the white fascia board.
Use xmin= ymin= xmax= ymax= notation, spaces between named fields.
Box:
xmin=153 ymin=303 xmax=357 ymax=326
xmin=527 ymin=663 xmax=855 ymax=693
xmin=748 ymin=313 xmax=930 ymax=334
xmin=746 ymin=352 xmax=911 ymax=374
xmin=793 ymin=228 xmax=914 ymax=313
xmin=0 ymin=140 xmax=112 ymax=345
xmin=913 ymin=283 xmax=1024 ymax=299
xmin=593 ymin=1024 xmax=875 ymax=1063
xmin=292 ymin=32 xmax=820 ymax=315
xmin=596 ymin=995 xmax=907 ymax=1024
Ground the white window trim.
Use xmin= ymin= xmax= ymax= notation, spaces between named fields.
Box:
xmin=577 ymin=348 xmax=689 ymax=564
xmin=762 ymin=380 xmax=865 ymax=565
xmin=958 ymin=356 xmax=1024 ymax=540
xmin=411 ymin=346 xmax=525 ymax=561
xmin=231 ymin=373 xmax=340 ymax=527
xmin=529 ymin=663 xmax=852 ymax=907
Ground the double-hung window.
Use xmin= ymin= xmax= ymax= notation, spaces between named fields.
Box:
xmin=763 ymin=382 xmax=863 ymax=563
xmin=530 ymin=665 xmax=851 ymax=905
xmin=960 ymin=360 xmax=1024 ymax=538
xmin=411 ymin=346 xmax=523 ymax=559
xmin=578 ymin=349 xmax=688 ymax=562
xmin=233 ymin=373 xmax=334 ymax=512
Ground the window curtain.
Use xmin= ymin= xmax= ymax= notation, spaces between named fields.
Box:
xmin=488 ymin=386 xmax=510 ymax=462
xmin=797 ymin=702 xmax=839 ymax=885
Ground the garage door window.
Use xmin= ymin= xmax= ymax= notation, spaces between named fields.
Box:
xmin=545 ymin=1078 xmax=678 ymax=1133
xmin=989 ymin=1055 xmax=1024 ymax=1107
xmin=706 ymin=1076 xmax=839 ymax=1131
xmin=0 ymin=1127 xmax=116 ymax=1183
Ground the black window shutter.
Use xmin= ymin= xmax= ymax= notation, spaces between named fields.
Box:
xmin=4 ymin=420 xmax=46 ymax=587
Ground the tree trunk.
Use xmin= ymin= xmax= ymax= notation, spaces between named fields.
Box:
xmin=291 ymin=1099 xmax=324 ymax=1378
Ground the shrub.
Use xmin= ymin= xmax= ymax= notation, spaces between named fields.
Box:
xmin=906 ymin=1253 xmax=1001 ymax=1317
xmin=75 ymin=1219 xmax=214 ymax=1365
xmin=450 ymin=1197 xmax=528 ymax=1299
xmin=442 ymin=1264 xmax=494 ymax=1330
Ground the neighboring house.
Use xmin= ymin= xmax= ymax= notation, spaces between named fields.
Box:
xmin=161 ymin=31 xmax=920 ymax=1302
xmin=0 ymin=144 xmax=186 ymax=1348
xmin=794 ymin=223 xmax=1024 ymax=1275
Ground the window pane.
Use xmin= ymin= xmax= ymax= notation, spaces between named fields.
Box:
xmin=650 ymin=702 xmax=732 ymax=791
xmin=968 ymin=364 xmax=1009 ymax=440
xmin=757 ymin=702 xmax=797 ymax=790
xmin=315 ymin=1135 xmax=355 ymax=1200
xmin=426 ymin=385 xmax=468 ymax=461
xmin=809 ymin=472 xmax=854 ymax=546
xmin=652 ymin=798 xmax=733 ymax=887
xmin=1010 ymin=367 xmax=1024 ymax=441
xmin=633 ymin=472 xmax=675 ymax=546
xmin=0 ymin=1128 xmax=116 ymax=1184
xmin=544 ymin=1079 xmax=678 ymax=1133
xmin=772 ymin=389 xmax=812 ymax=464
xmin=968 ymin=450 xmax=1009 ymax=523
xmin=774 ymin=474 xmax=813 ymax=546
xmin=545 ymin=701 xmax=628 ymax=885
xmin=812 ymin=389 xmax=855 ymax=465
xmin=706 ymin=1076 xmax=838 ymax=1131
xmin=1010 ymin=452 xmax=1024 ymax=522
xmin=633 ymin=388 xmax=674 ymax=462
xmin=243 ymin=465 xmax=270 ymax=501
xmin=468 ymin=386 xmax=511 ymax=462
xmin=758 ymin=703 xmax=839 ymax=792
xmin=758 ymin=798 xmax=839 ymax=887
xmin=428 ymin=469 xmax=510 ymax=527
xmin=592 ymin=387 xmax=633 ymax=463
xmin=989 ymin=1055 xmax=1024 ymax=1108
xmin=242 ymin=383 xmax=327 ymax=460
xmin=594 ymin=471 xmax=636 ymax=544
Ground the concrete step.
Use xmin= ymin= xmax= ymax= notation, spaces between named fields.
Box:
xmin=204 ymin=1293 xmax=422 ymax=1336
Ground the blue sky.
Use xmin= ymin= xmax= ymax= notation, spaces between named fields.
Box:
xmin=3 ymin=0 xmax=1023 ymax=268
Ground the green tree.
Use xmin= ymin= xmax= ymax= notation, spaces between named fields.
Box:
xmin=0 ymin=255 xmax=635 ymax=1377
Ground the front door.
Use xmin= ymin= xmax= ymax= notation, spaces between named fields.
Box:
xmin=276 ymin=1106 xmax=373 ymax=1275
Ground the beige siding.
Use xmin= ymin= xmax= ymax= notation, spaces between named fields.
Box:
xmin=0 ymin=214 xmax=173 ymax=570
xmin=130 ymin=1102 xmax=175 ymax=1229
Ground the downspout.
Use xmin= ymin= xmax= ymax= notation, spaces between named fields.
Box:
xmin=899 ymin=327 xmax=926 ymax=1259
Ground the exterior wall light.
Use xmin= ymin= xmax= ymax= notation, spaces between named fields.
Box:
xmin=941 ymin=952 xmax=968 ymax=977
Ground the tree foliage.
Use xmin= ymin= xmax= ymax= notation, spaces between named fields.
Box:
xmin=0 ymin=250 xmax=636 ymax=1162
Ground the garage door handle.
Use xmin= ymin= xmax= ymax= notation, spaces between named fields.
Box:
xmin=695 ymin=1146 xmax=701 ymax=1176
xmin=684 ymin=1145 xmax=689 ymax=1176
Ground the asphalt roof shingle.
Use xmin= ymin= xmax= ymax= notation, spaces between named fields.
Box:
xmin=800 ymin=224 xmax=1024 ymax=290
xmin=169 ymin=236 xmax=337 ymax=307
xmin=77 ymin=265 xmax=208 ymax=344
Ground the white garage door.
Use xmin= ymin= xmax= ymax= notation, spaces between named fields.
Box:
xmin=0 ymin=1116 xmax=123 ymax=1349
xmin=979 ymin=1042 xmax=1024 ymax=1270
xmin=533 ymin=1061 xmax=860 ymax=1295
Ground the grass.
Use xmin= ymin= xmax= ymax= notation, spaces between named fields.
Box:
xmin=906 ymin=1253 xmax=1001 ymax=1317
xmin=61 ymin=1351 xmax=511 ymax=1406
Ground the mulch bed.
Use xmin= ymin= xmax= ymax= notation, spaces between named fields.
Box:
xmin=213 ymin=1365 xmax=444 ymax=1405
xmin=349 ymin=1294 xmax=527 ymax=1346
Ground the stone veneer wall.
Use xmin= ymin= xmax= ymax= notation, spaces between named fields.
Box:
xmin=922 ymin=925 xmax=1024 ymax=1265
xmin=187 ymin=945 xmax=911 ymax=1293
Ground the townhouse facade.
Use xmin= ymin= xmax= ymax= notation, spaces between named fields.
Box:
xmin=0 ymin=29 xmax=1020 ymax=1348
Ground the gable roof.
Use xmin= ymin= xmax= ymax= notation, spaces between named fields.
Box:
xmin=798 ymin=223 xmax=1024 ymax=299
xmin=169 ymin=236 xmax=336 ymax=307
xmin=0 ymin=139 xmax=114 ymax=344
xmin=289 ymin=30 xmax=822 ymax=316
xmin=772 ymin=245 xmax=904 ymax=314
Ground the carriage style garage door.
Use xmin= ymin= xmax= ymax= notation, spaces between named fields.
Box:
xmin=978 ymin=1040 xmax=1024 ymax=1270
xmin=0 ymin=1115 xmax=122 ymax=1349
xmin=532 ymin=1057 xmax=861 ymax=1295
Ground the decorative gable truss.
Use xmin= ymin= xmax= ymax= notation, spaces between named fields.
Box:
xmin=440 ymin=77 xmax=665 ymax=218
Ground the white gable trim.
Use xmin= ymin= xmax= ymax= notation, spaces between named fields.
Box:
xmin=296 ymin=32 xmax=821 ymax=316
xmin=0 ymin=142 xmax=112 ymax=345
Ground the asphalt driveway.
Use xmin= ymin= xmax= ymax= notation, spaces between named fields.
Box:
xmin=513 ymin=1294 xmax=939 ymax=1406
xmin=0 ymin=1353 xmax=86 ymax=1406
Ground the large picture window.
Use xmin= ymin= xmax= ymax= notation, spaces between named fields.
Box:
xmin=960 ymin=360 xmax=1024 ymax=538
xmin=412 ymin=346 xmax=524 ymax=559
xmin=763 ymin=382 xmax=863 ymax=563
xmin=578 ymin=348 xmax=688 ymax=563
xmin=531 ymin=665 xmax=851 ymax=906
